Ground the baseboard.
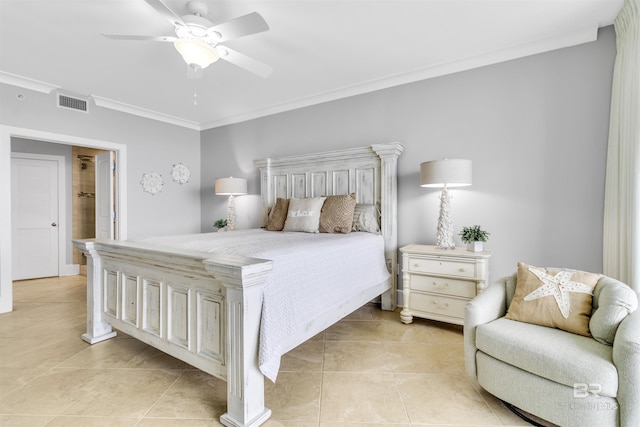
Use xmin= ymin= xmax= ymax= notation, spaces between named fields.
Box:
xmin=60 ymin=264 xmax=80 ymax=276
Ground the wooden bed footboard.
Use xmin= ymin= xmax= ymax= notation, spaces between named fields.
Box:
xmin=74 ymin=239 xmax=274 ymax=427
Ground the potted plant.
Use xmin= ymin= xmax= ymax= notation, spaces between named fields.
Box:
xmin=214 ymin=218 xmax=228 ymax=232
xmin=459 ymin=225 xmax=490 ymax=252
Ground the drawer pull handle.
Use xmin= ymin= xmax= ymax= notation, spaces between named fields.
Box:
xmin=432 ymin=301 xmax=449 ymax=310
xmin=459 ymin=268 xmax=467 ymax=272
xmin=432 ymin=281 xmax=448 ymax=290
xmin=414 ymin=263 xmax=421 ymax=268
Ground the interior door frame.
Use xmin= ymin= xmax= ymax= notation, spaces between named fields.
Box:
xmin=95 ymin=151 xmax=115 ymax=240
xmin=0 ymin=125 xmax=128 ymax=313
xmin=11 ymin=152 xmax=66 ymax=279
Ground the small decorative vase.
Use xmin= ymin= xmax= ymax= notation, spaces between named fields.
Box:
xmin=467 ymin=241 xmax=484 ymax=252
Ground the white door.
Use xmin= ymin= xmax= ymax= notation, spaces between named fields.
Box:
xmin=95 ymin=151 xmax=114 ymax=239
xmin=11 ymin=156 xmax=60 ymax=280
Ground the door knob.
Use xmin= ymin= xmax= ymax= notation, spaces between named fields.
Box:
xmin=51 ymin=223 xmax=57 ymax=227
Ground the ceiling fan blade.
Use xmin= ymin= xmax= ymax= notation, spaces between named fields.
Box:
xmin=206 ymin=12 xmax=269 ymax=42
xmin=143 ymin=0 xmax=187 ymax=29
xmin=102 ymin=34 xmax=176 ymax=42
xmin=218 ymin=46 xmax=272 ymax=78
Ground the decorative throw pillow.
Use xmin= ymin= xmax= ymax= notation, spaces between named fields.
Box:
xmin=505 ymin=262 xmax=600 ymax=337
xmin=283 ymin=197 xmax=327 ymax=233
xmin=266 ymin=198 xmax=289 ymax=231
xmin=352 ymin=204 xmax=380 ymax=234
xmin=319 ymin=193 xmax=356 ymax=234
xmin=590 ymin=276 xmax=638 ymax=345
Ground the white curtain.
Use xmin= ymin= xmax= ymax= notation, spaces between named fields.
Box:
xmin=603 ymin=0 xmax=640 ymax=291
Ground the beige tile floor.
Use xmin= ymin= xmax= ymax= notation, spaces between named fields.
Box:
xmin=0 ymin=276 xmax=538 ymax=427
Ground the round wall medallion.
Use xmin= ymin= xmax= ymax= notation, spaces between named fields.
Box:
xmin=171 ymin=163 xmax=191 ymax=184
xmin=140 ymin=172 xmax=164 ymax=195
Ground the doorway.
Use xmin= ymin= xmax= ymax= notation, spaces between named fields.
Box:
xmin=72 ymin=147 xmax=111 ymax=276
xmin=10 ymin=143 xmax=114 ymax=280
xmin=0 ymin=124 xmax=128 ymax=314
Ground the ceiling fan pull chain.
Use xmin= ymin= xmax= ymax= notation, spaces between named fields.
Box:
xmin=193 ymin=78 xmax=198 ymax=106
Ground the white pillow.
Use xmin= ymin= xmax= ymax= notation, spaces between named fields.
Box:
xmin=283 ymin=197 xmax=327 ymax=233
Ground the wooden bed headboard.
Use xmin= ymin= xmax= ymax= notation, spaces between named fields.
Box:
xmin=254 ymin=142 xmax=404 ymax=309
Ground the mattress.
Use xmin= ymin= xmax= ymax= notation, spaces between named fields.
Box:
xmin=135 ymin=229 xmax=390 ymax=381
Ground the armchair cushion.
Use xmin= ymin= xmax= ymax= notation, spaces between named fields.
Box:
xmin=505 ymin=263 xmax=600 ymax=337
xmin=476 ymin=317 xmax=618 ymax=397
xmin=590 ymin=276 xmax=638 ymax=345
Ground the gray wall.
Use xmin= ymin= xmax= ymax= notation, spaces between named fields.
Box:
xmin=1 ymin=87 xmax=202 ymax=240
xmin=201 ymin=26 xmax=616 ymax=286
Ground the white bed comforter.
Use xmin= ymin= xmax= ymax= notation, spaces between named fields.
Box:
xmin=134 ymin=229 xmax=390 ymax=381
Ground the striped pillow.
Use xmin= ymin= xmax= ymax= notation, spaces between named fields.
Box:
xmin=352 ymin=204 xmax=380 ymax=234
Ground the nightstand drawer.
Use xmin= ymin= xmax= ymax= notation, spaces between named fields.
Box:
xmin=410 ymin=293 xmax=467 ymax=320
xmin=409 ymin=275 xmax=476 ymax=298
xmin=408 ymin=257 xmax=474 ymax=278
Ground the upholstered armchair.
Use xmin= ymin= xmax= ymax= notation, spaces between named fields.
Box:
xmin=464 ymin=267 xmax=639 ymax=427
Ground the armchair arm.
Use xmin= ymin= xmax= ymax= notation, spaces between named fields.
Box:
xmin=612 ymin=308 xmax=640 ymax=427
xmin=464 ymin=281 xmax=508 ymax=379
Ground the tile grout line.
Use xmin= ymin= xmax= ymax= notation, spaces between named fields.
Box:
xmin=316 ymin=330 xmax=327 ymax=427
xmin=377 ymin=305 xmax=414 ymax=426
xmin=134 ymin=368 xmax=190 ymax=425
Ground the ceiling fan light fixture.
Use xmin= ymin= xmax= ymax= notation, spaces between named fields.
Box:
xmin=173 ymin=38 xmax=219 ymax=69
xmin=180 ymin=14 xmax=211 ymax=37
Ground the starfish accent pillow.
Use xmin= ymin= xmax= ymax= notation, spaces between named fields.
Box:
xmin=505 ymin=262 xmax=601 ymax=336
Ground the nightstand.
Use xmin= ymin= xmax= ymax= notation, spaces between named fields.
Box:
xmin=399 ymin=244 xmax=492 ymax=325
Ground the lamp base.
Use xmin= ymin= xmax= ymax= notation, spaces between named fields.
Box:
xmin=435 ymin=245 xmax=456 ymax=250
xmin=435 ymin=186 xmax=455 ymax=250
xmin=227 ymin=194 xmax=237 ymax=231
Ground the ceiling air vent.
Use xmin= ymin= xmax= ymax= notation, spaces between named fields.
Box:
xmin=57 ymin=93 xmax=89 ymax=113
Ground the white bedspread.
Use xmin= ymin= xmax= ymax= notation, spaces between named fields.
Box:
xmin=134 ymin=229 xmax=390 ymax=381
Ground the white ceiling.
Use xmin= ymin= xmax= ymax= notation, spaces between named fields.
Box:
xmin=0 ymin=0 xmax=624 ymax=130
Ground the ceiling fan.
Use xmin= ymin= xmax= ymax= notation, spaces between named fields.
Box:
xmin=102 ymin=0 xmax=272 ymax=78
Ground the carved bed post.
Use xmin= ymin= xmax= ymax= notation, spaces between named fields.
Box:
xmin=73 ymin=240 xmax=117 ymax=344
xmin=372 ymin=142 xmax=404 ymax=311
xmin=204 ymin=256 xmax=273 ymax=427
xmin=258 ymin=158 xmax=273 ymax=222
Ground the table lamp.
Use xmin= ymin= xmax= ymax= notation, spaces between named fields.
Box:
xmin=215 ymin=177 xmax=247 ymax=231
xmin=420 ymin=159 xmax=472 ymax=249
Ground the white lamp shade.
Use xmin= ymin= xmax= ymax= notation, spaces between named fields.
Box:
xmin=420 ymin=159 xmax=472 ymax=188
xmin=174 ymin=38 xmax=219 ymax=69
xmin=215 ymin=177 xmax=247 ymax=195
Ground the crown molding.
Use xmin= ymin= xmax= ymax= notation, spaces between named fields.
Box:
xmin=91 ymin=96 xmax=201 ymax=130
xmin=0 ymin=70 xmax=201 ymax=130
xmin=0 ymin=71 xmax=59 ymax=93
